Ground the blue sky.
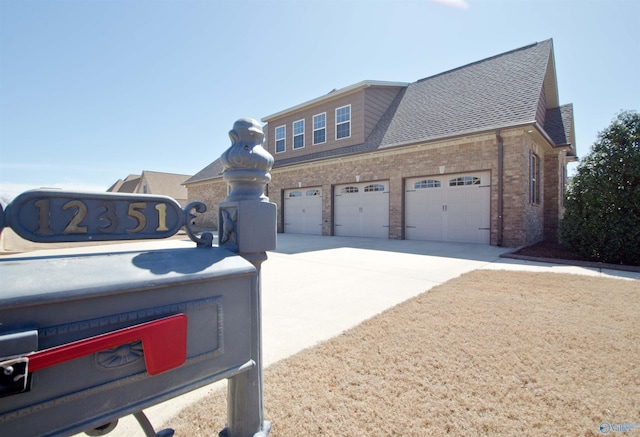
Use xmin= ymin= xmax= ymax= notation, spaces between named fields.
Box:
xmin=1 ymin=0 xmax=638 ymax=200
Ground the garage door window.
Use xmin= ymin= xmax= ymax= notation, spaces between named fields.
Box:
xmin=341 ymin=186 xmax=359 ymax=194
xmin=414 ymin=179 xmax=441 ymax=189
xmin=306 ymin=189 xmax=320 ymax=196
xmin=364 ymin=184 xmax=385 ymax=192
xmin=288 ymin=191 xmax=302 ymax=197
xmin=449 ymin=176 xmax=480 ymax=186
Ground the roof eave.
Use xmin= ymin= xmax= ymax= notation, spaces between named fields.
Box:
xmin=272 ymin=121 xmax=545 ymax=170
xmin=262 ymin=80 xmax=409 ymax=122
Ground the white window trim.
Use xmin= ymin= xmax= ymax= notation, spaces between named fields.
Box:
xmin=275 ymin=125 xmax=286 ymax=154
xmin=335 ymin=104 xmax=351 ymax=140
xmin=293 ymin=119 xmax=305 ymax=149
xmin=313 ymin=112 xmax=326 ymax=145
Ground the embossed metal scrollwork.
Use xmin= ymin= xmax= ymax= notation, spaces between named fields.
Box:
xmin=219 ymin=207 xmax=237 ymax=245
xmin=184 ymin=201 xmax=214 ymax=248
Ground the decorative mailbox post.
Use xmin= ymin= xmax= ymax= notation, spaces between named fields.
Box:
xmin=0 ymin=119 xmax=275 ymax=437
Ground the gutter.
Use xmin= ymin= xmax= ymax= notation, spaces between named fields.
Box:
xmin=496 ymin=130 xmax=504 ymax=247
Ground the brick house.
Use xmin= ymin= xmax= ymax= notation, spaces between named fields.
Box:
xmin=185 ymin=39 xmax=575 ymax=247
xmin=108 ymin=171 xmax=191 ymax=206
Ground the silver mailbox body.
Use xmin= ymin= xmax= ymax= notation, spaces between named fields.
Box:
xmin=0 ymin=247 xmax=257 ymax=437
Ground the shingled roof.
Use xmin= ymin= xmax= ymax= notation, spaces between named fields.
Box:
xmin=544 ymin=104 xmax=575 ymax=146
xmin=186 ymin=39 xmax=572 ymax=184
xmin=184 ymin=158 xmax=224 ymax=185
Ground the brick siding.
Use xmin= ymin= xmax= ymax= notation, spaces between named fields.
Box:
xmin=187 ymin=127 xmax=565 ymax=248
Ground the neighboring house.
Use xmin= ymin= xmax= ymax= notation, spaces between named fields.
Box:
xmin=185 ymin=39 xmax=576 ymax=247
xmin=107 ymin=174 xmax=141 ymax=193
xmin=108 ymin=171 xmax=191 ymax=206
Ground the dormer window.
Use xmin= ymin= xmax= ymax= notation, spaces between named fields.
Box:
xmin=336 ymin=105 xmax=351 ymax=140
xmin=313 ymin=113 xmax=326 ymax=145
xmin=275 ymin=125 xmax=286 ymax=153
xmin=293 ymin=119 xmax=305 ymax=149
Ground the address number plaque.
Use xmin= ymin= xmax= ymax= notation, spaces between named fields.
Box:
xmin=0 ymin=190 xmax=213 ymax=247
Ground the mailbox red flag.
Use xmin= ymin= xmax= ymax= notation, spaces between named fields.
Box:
xmin=28 ymin=314 xmax=188 ymax=376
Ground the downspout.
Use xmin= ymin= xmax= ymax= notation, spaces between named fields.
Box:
xmin=496 ymin=130 xmax=504 ymax=246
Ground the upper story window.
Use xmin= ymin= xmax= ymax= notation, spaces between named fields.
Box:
xmin=414 ymin=179 xmax=441 ymax=189
xmin=275 ymin=125 xmax=286 ymax=153
xmin=530 ymin=152 xmax=541 ymax=204
xmin=313 ymin=113 xmax=326 ymax=145
xmin=336 ymin=105 xmax=351 ymax=140
xmin=293 ymin=119 xmax=305 ymax=149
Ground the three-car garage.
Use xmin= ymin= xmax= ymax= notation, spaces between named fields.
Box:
xmin=282 ymin=172 xmax=491 ymax=244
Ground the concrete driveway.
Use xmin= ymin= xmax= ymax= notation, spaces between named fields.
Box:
xmin=261 ymin=234 xmax=509 ymax=366
xmin=5 ymin=233 xmax=637 ymax=436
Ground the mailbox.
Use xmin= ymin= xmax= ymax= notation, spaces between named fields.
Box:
xmin=0 ymin=247 xmax=256 ymax=436
xmin=0 ymin=118 xmax=275 ymax=437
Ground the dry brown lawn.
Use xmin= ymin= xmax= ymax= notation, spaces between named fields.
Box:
xmin=167 ymin=270 xmax=640 ymax=436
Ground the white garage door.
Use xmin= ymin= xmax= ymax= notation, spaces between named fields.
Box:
xmin=405 ymin=172 xmax=490 ymax=244
xmin=334 ymin=182 xmax=389 ymax=238
xmin=284 ymin=187 xmax=323 ymax=235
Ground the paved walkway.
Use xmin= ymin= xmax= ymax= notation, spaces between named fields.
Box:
xmin=3 ymin=234 xmax=638 ymax=436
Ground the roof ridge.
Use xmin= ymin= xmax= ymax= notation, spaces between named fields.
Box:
xmin=142 ymin=170 xmax=192 ymax=177
xmin=416 ymin=39 xmax=550 ymax=83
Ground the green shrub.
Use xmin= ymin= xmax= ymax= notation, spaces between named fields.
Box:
xmin=559 ymin=110 xmax=640 ymax=265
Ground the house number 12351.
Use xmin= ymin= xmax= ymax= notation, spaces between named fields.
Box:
xmin=2 ymin=190 xmax=185 ymax=243
xmin=33 ymin=199 xmax=170 ymax=235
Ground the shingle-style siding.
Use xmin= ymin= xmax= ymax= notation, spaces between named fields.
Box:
xmin=536 ymin=85 xmax=547 ymax=126
xmin=265 ymin=91 xmax=366 ymax=159
xmin=363 ymin=86 xmax=405 ymax=139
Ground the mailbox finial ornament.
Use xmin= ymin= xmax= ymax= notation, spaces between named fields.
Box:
xmin=220 ymin=118 xmax=274 ymax=201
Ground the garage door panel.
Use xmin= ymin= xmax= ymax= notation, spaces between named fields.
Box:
xmin=406 ymin=173 xmax=490 ymax=244
xmin=335 ymin=182 xmax=389 ymax=238
xmin=284 ymin=188 xmax=322 ymax=235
